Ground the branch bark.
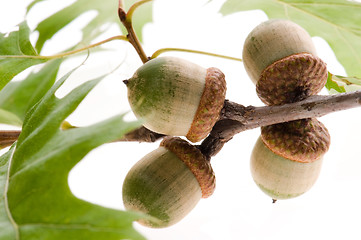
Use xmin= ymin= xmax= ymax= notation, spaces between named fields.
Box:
xmin=199 ymin=91 xmax=361 ymax=158
xmin=1 ymin=91 xmax=361 ymax=156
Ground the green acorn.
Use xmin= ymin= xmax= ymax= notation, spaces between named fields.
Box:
xmin=250 ymin=118 xmax=330 ymax=200
xmin=125 ymin=56 xmax=226 ymax=142
xmin=243 ymin=19 xmax=328 ymax=105
xmin=122 ymin=137 xmax=215 ymax=228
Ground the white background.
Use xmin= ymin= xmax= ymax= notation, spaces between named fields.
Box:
xmin=1 ymin=0 xmax=361 ymax=239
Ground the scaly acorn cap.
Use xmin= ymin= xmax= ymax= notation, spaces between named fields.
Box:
xmin=261 ymin=118 xmax=330 ymax=163
xmin=160 ymin=136 xmax=216 ymax=198
xmin=251 ymin=118 xmax=330 ymax=200
xmin=122 ymin=137 xmax=215 ymax=228
xmin=186 ymin=67 xmax=226 ymax=142
xmin=242 ymin=19 xmax=328 ymax=105
xmin=126 ymin=56 xmax=226 ymax=142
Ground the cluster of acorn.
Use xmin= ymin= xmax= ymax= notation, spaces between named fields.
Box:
xmin=122 ymin=19 xmax=330 ymax=228
xmin=243 ymin=19 xmax=331 ymax=201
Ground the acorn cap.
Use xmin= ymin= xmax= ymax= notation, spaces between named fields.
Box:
xmin=256 ymin=53 xmax=328 ymax=105
xmin=261 ymin=118 xmax=330 ymax=163
xmin=186 ymin=67 xmax=226 ymax=142
xmin=161 ymin=136 xmax=216 ymax=198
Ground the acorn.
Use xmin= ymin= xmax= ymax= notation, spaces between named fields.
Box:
xmin=250 ymin=118 xmax=330 ymax=200
xmin=242 ymin=19 xmax=328 ymax=105
xmin=125 ymin=56 xmax=226 ymax=142
xmin=122 ymin=136 xmax=215 ymax=228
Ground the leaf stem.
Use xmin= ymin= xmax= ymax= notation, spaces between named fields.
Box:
xmin=151 ymin=48 xmax=243 ymax=62
xmin=0 ymin=35 xmax=128 ymax=60
xmin=126 ymin=0 xmax=153 ymax=23
xmin=118 ymin=1 xmax=150 ymax=63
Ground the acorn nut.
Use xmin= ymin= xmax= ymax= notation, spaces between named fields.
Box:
xmin=125 ymin=56 xmax=227 ymax=142
xmin=122 ymin=136 xmax=215 ymax=228
xmin=250 ymin=118 xmax=330 ymax=200
xmin=243 ymin=19 xmax=328 ymax=105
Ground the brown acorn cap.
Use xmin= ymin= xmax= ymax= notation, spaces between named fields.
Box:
xmin=160 ymin=137 xmax=215 ymax=198
xmin=256 ymin=53 xmax=328 ymax=106
xmin=261 ymin=118 xmax=330 ymax=163
xmin=186 ymin=67 xmax=226 ymax=142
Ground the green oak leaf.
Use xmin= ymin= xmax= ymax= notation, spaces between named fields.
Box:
xmin=0 ymin=59 xmax=62 ymax=126
xmin=0 ymin=68 xmax=147 ymax=240
xmin=29 ymin=0 xmax=153 ymax=52
xmin=220 ymin=0 xmax=361 ymax=78
xmin=325 ymin=72 xmax=361 ymax=94
xmin=0 ymin=21 xmax=47 ymax=91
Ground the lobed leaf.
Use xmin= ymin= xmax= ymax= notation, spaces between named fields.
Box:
xmin=220 ymin=0 xmax=361 ymax=78
xmin=0 ymin=59 xmax=62 ymax=126
xmin=0 ymin=68 xmax=146 ymax=240
xmin=29 ymin=0 xmax=153 ymax=52
xmin=0 ymin=22 xmax=47 ymax=91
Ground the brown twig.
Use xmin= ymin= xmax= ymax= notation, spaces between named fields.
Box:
xmin=118 ymin=2 xmax=149 ymax=63
xmin=119 ymin=126 xmax=165 ymax=142
xmin=2 ymin=91 xmax=361 ymax=154
xmin=0 ymin=131 xmax=21 ymax=149
xmin=199 ymin=91 xmax=361 ymax=158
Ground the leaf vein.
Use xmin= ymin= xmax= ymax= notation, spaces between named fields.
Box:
xmin=19 ymin=222 xmax=130 ymax=233
xmin=4 ymin=147 xmax=20 ymax=240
